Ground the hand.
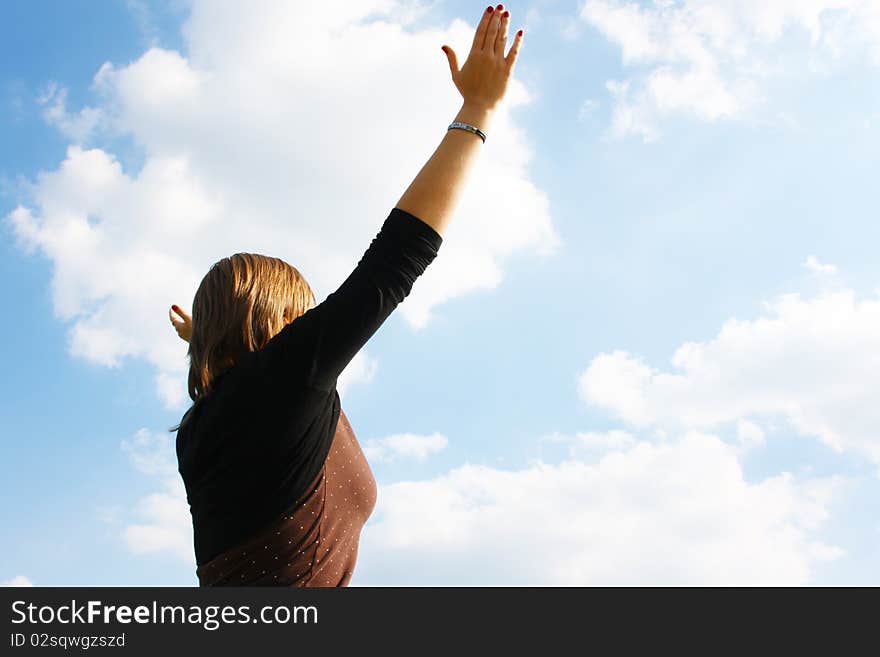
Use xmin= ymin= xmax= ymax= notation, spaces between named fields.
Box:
xmin=169 ymin=304 xmax=192 ymax=343
xmin=441 ymin=5 xmax=523 ymax=111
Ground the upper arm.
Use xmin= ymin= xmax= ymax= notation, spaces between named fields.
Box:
xmin=254 ymin=208 xmax=442 ymax=391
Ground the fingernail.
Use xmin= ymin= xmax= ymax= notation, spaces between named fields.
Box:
xmin=487 ymin=5 xmax=493 ymax=12
xmin=503 ymin=10 xmax=509 ymax=17
xmin=517 ymin=29 xmax=523 ymax=36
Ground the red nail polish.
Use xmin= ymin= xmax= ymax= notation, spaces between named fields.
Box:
xmin=517 ymin=29 xmax=523 ymax=36
xmin=503 ymin=10 xmax=509 ymax=17
xmin=487 ymin=5 xmax=493 ymax=12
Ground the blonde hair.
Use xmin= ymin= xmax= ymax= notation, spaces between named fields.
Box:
xmin=170 ymin=252 xmax=315 ymax=432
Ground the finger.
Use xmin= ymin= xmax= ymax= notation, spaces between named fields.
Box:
xmin=505 ymin=28 xmax=523 ymax=71
xmin=484 ymin=5 xmax=503 ymax=52
xmin=472 ymin=6 xmax=494 ymax=52
xmin=495 ymin=9 xmax=509 ymax=57
xmin=171 ymin=304 xmax=191 ymax=321
xmin=441 ymin=45 xmax=459 ymax=76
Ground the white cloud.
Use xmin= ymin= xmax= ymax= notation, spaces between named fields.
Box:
xmin=541 ymin=428 xmax=637 ymax=454
xmin=804 ymin=255 xmax=838 ymax=275
xmin=122 ymin=427 xmax=177 ymax=476
xmin=1 ymin=575 xmax=34 ymax=587
xmin=7 ymin=0 xmax=558 ymax=409
xmin=118 ymin=412 xmax=844 ymax=583
xmin=337 ymin=351 xmax=379 ymax=399
xmin=578 ymin=285 xmax=880 ymax=469
xmin=123 ymin=488 xmax=192 ymax=563
xmin=120 ymin=429 xmax=193 ymax=564
xmin=736 ymin=419 xmax=766 ymax=451
xmin=122 ymin=420 xmax=845 ymax=584
xmin=363 ymin=431 xmax=448 ymax=463
xmin=37 ymin=82 xmax=104 ymax=144
xmin=358 ymin=431 xmax=843 ymax=585
xmin=580 ymin=0 xmax=880 ymax=139
xmin=577 ymin=97 xmax=601 ymax=121
xmin=123 ymin=0 xmax=167 ymax=48
xmin=155 ymin=370 xmax=188 ymax=410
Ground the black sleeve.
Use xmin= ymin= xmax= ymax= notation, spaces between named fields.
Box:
xmin=257 ymin=207 xmax=442 ymax=391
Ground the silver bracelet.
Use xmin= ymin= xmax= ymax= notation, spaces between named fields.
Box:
xmin=448 ymin=121 xmax=486 ymax=143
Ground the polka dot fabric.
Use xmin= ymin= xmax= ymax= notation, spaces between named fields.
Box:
xmin=196 ymin=408 xmax=377 ymax=586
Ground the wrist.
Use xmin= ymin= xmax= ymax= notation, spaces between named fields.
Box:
xmin=456 ymin=101 xmax=494 ymax=129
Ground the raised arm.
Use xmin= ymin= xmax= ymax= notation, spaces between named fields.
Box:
xmin=397 ymin=4 xmax=523 ymax=237
xmin=275 ymin=208 xmax=441 ymax=391
xmin=257 ymin=5 xmax=524 ymax=390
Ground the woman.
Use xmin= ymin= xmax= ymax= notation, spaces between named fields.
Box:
xmin=167 ymin=5 xmax=523 ymax=587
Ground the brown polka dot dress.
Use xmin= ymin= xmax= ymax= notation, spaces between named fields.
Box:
xmin=196 ymin=408 xmax=377 ymax=586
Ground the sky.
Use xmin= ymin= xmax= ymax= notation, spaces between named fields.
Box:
xmin=2 ymin=0 xmax=879 ymax=586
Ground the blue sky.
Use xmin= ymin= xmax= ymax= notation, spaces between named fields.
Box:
xmin=2 ymin=0 xmax=879 ymax=586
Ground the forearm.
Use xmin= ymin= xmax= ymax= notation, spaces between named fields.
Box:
xmin=395 ymin=101 xmax=494 ymax=237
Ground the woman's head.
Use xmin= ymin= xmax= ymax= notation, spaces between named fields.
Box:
xmin=186 ymin=252 xmax=315 ymax=403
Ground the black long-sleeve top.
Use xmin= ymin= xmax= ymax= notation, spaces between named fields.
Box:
xmin=175 ymin=208 xmax=443 ymax=566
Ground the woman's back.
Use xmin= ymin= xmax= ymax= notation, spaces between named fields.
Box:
xmin=176 ymin=355 xmax=341 ymax=568
xmin=176 ymin=207 xmax=442 ymax=581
